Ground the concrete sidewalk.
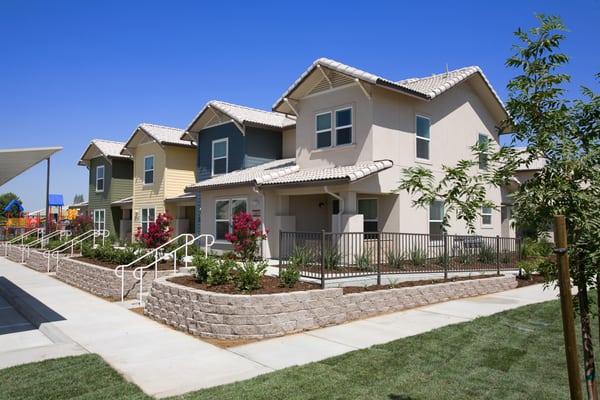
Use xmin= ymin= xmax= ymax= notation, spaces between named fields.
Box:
xmin=0 ymin=256 xmax=559 ymax=398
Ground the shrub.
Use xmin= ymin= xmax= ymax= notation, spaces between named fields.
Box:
xmin=386 ymin=251 xmax=404 ymax=268
xmin=236 ymin=261 xmax=267 ymax=292
xmin=354 ymin=250 xmax=372 ymax=270
xmin=70 ymin=214 xmax=93 ymax=235
xmin=518 ymin=256 xmax=554 ymax=281
xmin=192 ymin=255 xmax=217 ymax=283
xmin=135 ymin=213 xmax=174 ymax=249
xmin=521 ymin=237 xmax=553 ymax=259
xmin=409 ymin=248 xmax=427 ymax=266
xmin=477 ymin=244 xmax=496 ymax=263
xmin=289 ymin=246 xmax=314 ymax=268
xmin=113 ymin=246 xmax=137 ymax=265
xmin=279 ymin=265 xmax=300 ymax=288
xmin=323 ymin=247 xmax=341 ymax=270
xmin=207 ymin=259 xmax=235 ymax=286
xmin=225 ymin=212 xmax=268 ymax=261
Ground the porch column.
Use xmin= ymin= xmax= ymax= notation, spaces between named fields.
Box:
xmin=340 ymin=191 xmax=357 ymax=214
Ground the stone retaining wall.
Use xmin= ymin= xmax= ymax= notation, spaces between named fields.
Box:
xmin=145 ymin=275 xmax=518 ymax=340
xmin=56 ymin=258 xmax=173 ymax=300
xmin=24 ymin=249 xmax=51 ymax=272
xmin=5 ymin=245 xmax=25 ymax=263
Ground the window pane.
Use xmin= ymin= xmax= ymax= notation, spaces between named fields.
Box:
xmin=358 ymin=199 xmax=378 ymax=220
xmin=144 ymin=170 xmax=154 ymax=184
xmin=148 ymin=208 xmax=155 ymax=222
xmin=145 ymin=156 xmax=153 ymax=170
xmin=213 ymin=158 xmax=227 ymax=174
xmin=364 ymin=221 xmax=378 ymax=232
xmin=97 ymin=179 xmax=104 ymax=191
xmin=316 ymin=113 xmax=331 ymax=131
xmin=416 ymin=116 xmax=430 ymax=139
xmin=429 ymin=222 xmax=443 ymax=236
xmin=430 ymin=201 xmax=443 ymax=221
xmin=335 ymin=109 xmax=351 ymax=127
xmin=213 ymin=141 xmax=227 ymax=158
xmin=216 ymin=221 xmax=229 ymax=240
xmin=416 ymin=138 xmax=429 ymax=159
xmin=336 ymin=127 xmax=352 ymax=145
xmin=216 ymin=200 xmax=229 ymax=219
xmin=482 ymin=206 xmax=492 ymax=214
xmin=232 ymin=199 xmax=247 ymax=215
xmin=479 ymin=134 xmax=489 ymax=169
xmin=482 ymin=215 xmax=492 ymax=225
xmin=141 ymin=208 xmax=147 ymax=222
xmin=317 ymin=131 xmax=331 ymax=148
xmin=97 ymin=167 xmax=104 ymax=179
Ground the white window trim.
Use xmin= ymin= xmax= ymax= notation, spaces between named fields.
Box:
xmin=211 ymin=138 xmax=229 ymax=176
xmin=429 ymin=200 xmax=444 ymax=237
xmin=334 ymin=106 xmax=353 ymax=146
xmin=315 ymin=111 xmax=332 ymax=149
xmin=143 ymin=155 xmax=154 ymax=185
xmin=481 ymin=206 xmax=493 ymax=228
xmin=93 ymin=209 xmax=106 ymax=231
xmin=215 ymin=197 xmax=247 ymax=242
xmin=415 ymin=114 xmax=431 ymax=162
xmin=95 ymin=165 xmax=105 ymax=192
xmin=358 ymin=198 xmax=378 ymax=232
xmin=140 ymin=207 xmax=156 ymax=234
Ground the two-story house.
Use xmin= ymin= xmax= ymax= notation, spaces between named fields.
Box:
xmin=184 ymin=58 xmax=511 ymax=258
xmin=180 ymin=101 xmax=296 ymax=241
xmin=78 ymin=139 xmax=133 ymax=241
xmin=121 ymin=123 xmax=197 ymax=239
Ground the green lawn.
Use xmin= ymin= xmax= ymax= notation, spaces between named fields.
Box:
xmin=0 ymin=298 xmax=583 ymax=400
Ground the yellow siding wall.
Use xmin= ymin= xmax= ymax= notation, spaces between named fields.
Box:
xmin=132 ymin=142 xmax=166 ymax=237
xmin=165 ymin=146 xmax=197 ymax=198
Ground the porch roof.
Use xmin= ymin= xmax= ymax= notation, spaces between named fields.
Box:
xmin=111 ymin=196 xmax=132 ymax=206
xmin=185 ymin=159 xmax=393 ymax=191
xmin=165 ymin=192 xmax=196 ymax=203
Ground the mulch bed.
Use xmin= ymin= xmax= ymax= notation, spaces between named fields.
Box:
xmin=341 ymin=274 xmax=500 ymax=294
xmin=516 ymin=274 xmax=546 ymax=287
xmin=73 ymin=256 xmax=177 ymax=271
xmin=168 ymin=275 xmax=320 ymax=295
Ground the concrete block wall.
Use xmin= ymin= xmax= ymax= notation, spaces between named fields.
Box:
xmin=145 ymin=275 xmax=517 ymax=340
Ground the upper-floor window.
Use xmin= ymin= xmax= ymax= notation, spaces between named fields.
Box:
xmin=478 ymin=133 xmax=489 ymax=170
xmin=315 ymin=107 xmax=353 ymax=149
xmin=95 ymin=165 xmax=105 ymax=192
xmin=144 ymin=155 xmax=154 ymax=185
xmin=416 ymin=115 xmax=430 ymax=160
xmin=212 ymin=138 xmax=228 ymax=176
xmin=482 ymin=206 xmax=492 ymax=226
xmin=429 ymin=200 xmax=444 ymax=237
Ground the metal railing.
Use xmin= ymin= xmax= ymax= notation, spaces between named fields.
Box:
xmin=43 ymin=229 xmax=109 ymax=272
xmin=23 ymin=230 xmax=71 ymax=262
xmin=116 ymin=233 xmax=215 ymax=303
xmin=279 ymin=231 xmax=522 ymax=287
xmin=3 ymin=228 xmax=44 ymax=257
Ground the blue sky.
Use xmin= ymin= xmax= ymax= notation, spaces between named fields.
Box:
xmin=0 ymin=0 xmax=598 ymax=211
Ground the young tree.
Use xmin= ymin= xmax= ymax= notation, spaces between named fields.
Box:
xmin=72 ymin=194 xmax=84 ymax=204
xmin=225 ymin=212 xmax=267 ymax=261
xmin=399 ymin=14 xmax=599 ymax=398
xmin=135 ymin=213 xmax=174 ymax=248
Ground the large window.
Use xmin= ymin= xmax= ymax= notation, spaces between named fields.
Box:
xmin=416 ymin=115 xmax=430 ymax=160
xmin=143 ymin=155 xmax=154 ymax=185
xmin=335 ymin=107 xmax=352 ymax=146
xmin=429 ymin=200 xmax=444 ymax=237
xmin=478 ymin=133 xmax=489 ymax=170
xmin=358 ymin=198 xmax=378 ymax=233
xmin=482 ymin=206 xmax=492 ymax=226
xmin=315 ymin=107 xmax=353 ymax=149
xmin=212 ymin=138 xmax=228 ymax=175
xmin=140 ymin=207 xmax=155 ymax=234
xmin=93 ymin=209 xmax=105 ymax=231
xmin=315 ymin=112 xmax=332 ymax=149
xmin=215 ymin=198 xmax=247 ymax=240
xmin=95 ymin=165 xmax=105 ymax=192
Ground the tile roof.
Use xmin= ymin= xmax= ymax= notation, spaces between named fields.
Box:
xmin=138 ymin=123 xmax=192 ymax=147
xmin=273 ymin=58 xmax=505 ymax=115
xmin=165 ymin=192 xmax=196 ymax=202
xmin=78 ymin=139 xmax=130 ymax=165
xmin=111 ymin=196 xmax=132 ymax=206
xmin=185 ymin=159 xmax=393 ymax=191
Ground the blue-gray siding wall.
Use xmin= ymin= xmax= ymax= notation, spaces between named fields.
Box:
xmin=194 ymin=122 xmax=282 ymax=235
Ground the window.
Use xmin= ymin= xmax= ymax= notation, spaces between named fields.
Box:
xmin=140 ymin=207 xmax=155 ymax=234
xmin=95 ymin=165 xmax=105 ymax=192
xmin=416 ymin=115 xmax=430 ymax=160
xmin=143 ymin=155 xmax=154 ymax=184
xmin=93 ymin=209 xmax=105 ymax=231
xmin=478 ymin=133 xmax=489 ymax=170
xmin=215 ymin=198 xmax=247 ymax=240
xmin=429 ymin=200 xmax=444 ymax=237
xmin=335 ymin=108 xmax=352 ymax=146
xmin=315 ymin=112 xmax=332 ymax=149
xmin=358 ymin=199 xmax=378 ymax=233
xmin=482 ymin=206 xmax=492 ymax=226
xmin=212 ymin=138 xmax=228 ymax=175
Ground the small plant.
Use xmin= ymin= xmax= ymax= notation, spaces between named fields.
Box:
xmin=409 ymin=248 xmax=427 ymax=267
xmin=477 ymin=244 xmax=496 ymax=264
xmin=386 ymin=251 xmax=404 ymax=269
xmin=289 ymin=246 xmax=314 ymax=268
xmin=517 ymin=258 xmax=539 ymax=280
xmin=521 ymin=237 xmax=553 ymax=259
xmin=354 ymin=250 xmax=372 ymax=270
xmin=112 ymin=246 xmax=138 ymax=265
xmin=207 ymin=258 xmax=235 ymax=286
xmin=456 ymin=250 xmax=474 ymax=264
xmin=236 ymin=261 xmax=267 ymax=292
xmin=323 ymin=247 xmax=341 ymax=270
xmin=279 ymin=265 xmax=300 ymax=288
xmin=225 ymin=212 xmax=268 ymax=261
xmin=192 ymin=255 xmax=217 ymax=283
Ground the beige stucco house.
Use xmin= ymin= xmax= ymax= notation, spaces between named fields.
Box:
xmin=184 ymin=58 xmax=513 ymax=258
xmin=121 ymin=123 xmax=197 ymax=239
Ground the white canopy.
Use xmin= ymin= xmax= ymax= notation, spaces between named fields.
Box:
xmin=0 ymin=147 xmax=62 ymax=187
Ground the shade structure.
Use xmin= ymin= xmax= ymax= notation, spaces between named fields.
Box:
xmin=0 ymin=147 xmax=62 ymax=187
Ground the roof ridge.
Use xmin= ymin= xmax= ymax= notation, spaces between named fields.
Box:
xmin=210 ymin=100 xmax=291 ymax=117
xmin=140 ymin=122 xmax=184 ymax=132
xmin=397 ymin=65 xmax=480 ymax=84
xmin=91 ymin=139 xmax=126 ymax=145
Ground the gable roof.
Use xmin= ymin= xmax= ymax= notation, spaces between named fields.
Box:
xmin=273 ymin=58 xmax=507 ymax=120
xmin=182 ymin=100 xmax=296 ymax=141
xmin=78 ymin=139 xmax=130 ymax=166
xmin=121 ymin=123 xmax=193 ymax=154
xmin=185 ymin=158 xmax=393 ymax=191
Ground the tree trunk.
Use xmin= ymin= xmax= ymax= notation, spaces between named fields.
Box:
xmin=578 ymin=279 xmax=598 ymax=400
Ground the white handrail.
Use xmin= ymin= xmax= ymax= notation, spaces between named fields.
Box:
xmin=43 ymin=229 xmax=109 ymax=272
xmin=3 ymin=228 xmax=44 ymax=256
xmin=23 ymin=230 xmax=71 ymax=262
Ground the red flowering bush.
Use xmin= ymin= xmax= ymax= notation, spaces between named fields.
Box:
xmin=135 ymin=213 xmax=174 ymax=248
xmin=71 ymin=214 xmax=93 ymax=235
xmin=225 ymin=212 xmax=268 ymax=261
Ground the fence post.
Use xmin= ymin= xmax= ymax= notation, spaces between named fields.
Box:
xmin=320 ymin=230 xmax=325 ymax=289
xmin=376 ymin=232 xmax=381 ymax=286
xmin=278 ymin=230 xmax=282 ymax=278
xmin=495 ymin=235 xmax=500 ymax=275
xmin=517 ymin=237 xmax=522 ymax=277
xmin=443 ymin=232 xmax=448 ymax=280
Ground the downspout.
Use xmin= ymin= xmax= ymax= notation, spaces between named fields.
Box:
xmin=252 ymin=185 xmax=267 ymax=258
xmin=324 ymin=186 xmax=343 ymax=233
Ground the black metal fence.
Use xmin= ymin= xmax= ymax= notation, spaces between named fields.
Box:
xmin=279 ymin=231 xmax=522 ymax=287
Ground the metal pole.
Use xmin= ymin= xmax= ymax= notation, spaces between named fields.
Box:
xmin=45 ymin=158 xmax=50 ymax=233
xmin=376 ymin=232 xmax=381 ymax=286
xmin=496 ymin=235 xmax=500 ymax=275
xmin=554 ymin=215 xmax=583 ymax=400
xmin=320 ymin=230 xmax=325 ymax=289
